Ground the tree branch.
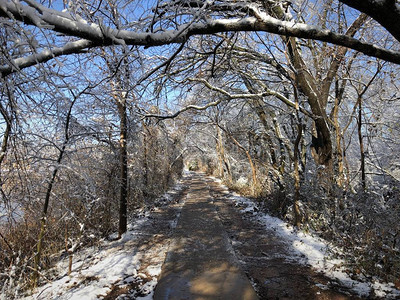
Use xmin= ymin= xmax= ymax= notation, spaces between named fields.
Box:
xmin=0 ymin=39 xmax=94 ymax=77
xmin=144 ymin=78 xmax=270 ymax=119
xmin=339 ymin=0 xmax=400 ymax=43
xmin=144 ymin=77 xmax=314 ymax=120
xmin=1 ymin=0 xmax=400 ymax=76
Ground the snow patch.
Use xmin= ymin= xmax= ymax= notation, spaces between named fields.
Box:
xmin=225 ymin=186 xmax=400 ymax=299
xmin=146 ymin=265 xmax=162 ymax=277
xmin=136 ymin=279 xmax=158 ymax=299
xmin=22 ymin=247 xmax=141 ymax=300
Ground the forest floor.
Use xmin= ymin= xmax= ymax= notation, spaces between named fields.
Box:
xmin=22 ymin=172 xmax=400 ymax=299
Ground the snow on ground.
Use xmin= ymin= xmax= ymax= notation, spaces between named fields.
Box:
xmin=21 ymin=180 xmax=187 ymax=300
xmin=18 ymin=174 xmax=400 ymax=299
xmin=20 ymin=217 xmax=159 ymax=300
xmin=212 ymin=179 xmax=400 ymax=299
xmin=22 ymin=227 xmax=143 ymax=299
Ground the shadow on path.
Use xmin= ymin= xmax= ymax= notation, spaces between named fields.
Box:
xmin=154 ymin=173 xmax=258 ymax=300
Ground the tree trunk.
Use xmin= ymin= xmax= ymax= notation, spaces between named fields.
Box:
xmin=104 ymin=48 xmax=131 ymax=238
xmin=272 ymin=117 xmax=289 ymax=175
xmin=293 ymin=125 xmax=302 ymax=227
xmin=0 ymin=104 xmax=11 ymax=210
xmin=243 ymin=86 xmax=278 ymax=169
xmin=216 ymin=126 xmax=224 ymax=178
xmin=142 ymin=121 xmax=150 ymax=188
xmin=285 ymin=37 xmax=333 ymax=169
xmin=0 ymin=114 xmax=10 ymax=167
xmin=0 ymin=82 xmax=13 ymax=204
xmin=237 ymin=142 xmax=258 ymax=195
xmin=118 ymin=99 xmax=128 ymax=237
xmin=222 ymin=126 xmax=258 ymax=195
xmin=332 ymin=79 xmax=346 ymax=188
xmin=357 ymin=96 xmax=366 ymax=191
xmin=34 ymin=163 xmax=62 ymax=286
xmin=282 ymin=13 xmax=367 ymax=170
xmin=216 ymin=126 xmax=232 ymax=183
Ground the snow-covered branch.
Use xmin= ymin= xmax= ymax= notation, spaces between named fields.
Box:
xmin=144 ymin=98 xmax=224 ymax=120
xmin=144 ymin=76 xmax=314 ymax=120
xmin=191 ymin=78 xmax=269 ymax=100
xmin=0 ymin=39 xmax=94 ymax=77
xmin=1 ymin=0 xmax=400 ymax=76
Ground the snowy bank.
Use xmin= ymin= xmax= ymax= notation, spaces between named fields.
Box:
xmin=214 ymin=178 xmax=400 ymax=299
xmin=18 ymin=180 xmax=188 ymax=300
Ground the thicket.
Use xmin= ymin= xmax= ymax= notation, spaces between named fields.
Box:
xmin=186 ymin=113 xmax=400 ymax=285
xmin=0 ymin=124 xmax=183 ymax=298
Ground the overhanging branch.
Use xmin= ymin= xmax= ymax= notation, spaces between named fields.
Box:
xmin=0 ymin=39 xmax=95 ymax=77
xmin=1 ymin=0 xmax=400 ymax=76
xmin=144 ymin=78 xmax=270 ymax=119
xmin=144 ymin=77 xmax=314 ymax=120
